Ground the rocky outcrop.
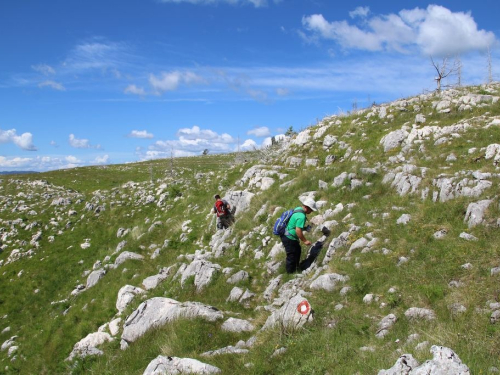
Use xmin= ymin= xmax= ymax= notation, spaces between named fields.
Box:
xmin=378 ymin=345 xmax=470 ymax=374
xmin=121 ymin=297 xmax=223 ymax=348
xmin=143 ymin=355 xmax=221 ymax=374
xmin=262 ymin=294 xmax=313 ymax=331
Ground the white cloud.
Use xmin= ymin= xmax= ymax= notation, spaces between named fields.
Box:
xmin=64 ymin=40 xmax=131 ymax=73
xmin=65 ymin=155 xmax=82 ymax=164
xmin=176 ymin=125 xmax=234 ymax=143
xmin=149 ymin=71 xmax=206 ymax=94
xmin=94 ymin=155 xmax=109 ymax=164
xmin=50 ymin=140 xmax=58 ymax=147
xmin=302 ymin=5 xmax=496 ymax=56
xmin=247 ymin=126 xmax=271 ymax=137
xmin=0 ymin=129 xmax=37 ymax=151
xmin=128 ymin=130 xmax=154 ymax=139
xmin=0 ymin=156 xmax=33 ymax=168
xmin=413 ymin=5 xmax=496 ymax=56
xmin=38 ymin=80 xmax=66 ymax=91
xmin=32 ymin=64 xmax=56 ymax=75
xmin=349 ymin=6 xmax=369 ymax=19
xmin=124 ymin=84 xmax=146 ymax=95
xmin=69 ymin=134 xmax=96 ymax=149
xmin=143 ymin=126 xmax=236 ymax=160
xmin=239 ymin=139 xmax=258 ymax=151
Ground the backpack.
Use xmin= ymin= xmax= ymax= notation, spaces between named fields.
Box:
xmin=214 ymin=200 xmax=229 ymax=217
xmin=273 ymin=208 xmax=305 ymax=236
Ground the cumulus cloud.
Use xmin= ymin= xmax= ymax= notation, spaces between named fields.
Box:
xmin=143 ymin=126 xmax=236 ymax=160
xmin=0 ymin=156 xmax=33 ymax=168
xmin=68 ymin=134 xmax=101 ymax=149
xmin=177 ymin=125 xmax=234 ymax=143
xmin=38 ymin=80 xmax=66 ymax=91
xmin=247 ymin=126 xmax=271 ymax=137
xmin=94 ymin=155 xmax=109 ymax=164
xmin=0 ymin=154 xmax=110 ymax=172
xmin=124 ymin=84 xmax=146 ymax=95
xmin=65 ymin=155 xmax=82 ymax=164
xmin=149 ymin=71 xmax=206 ymax=94
xmin=0 ymin=128 xmax=37 ymax=151
xmin=128 ymin=130 xmax=154 ymax=139
xmin=32 ymin=64 xmax=56 ymax=75
xmin=349 ymin=6 xmax=369 ymax=19
xmin=302 ymin=5 xmax=496 ymax=56
xmin=239 ymin=139 xmax=258 ymax=151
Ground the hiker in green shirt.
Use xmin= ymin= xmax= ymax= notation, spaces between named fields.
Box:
xmin=281 ymin=197 xmax=317 ymax=273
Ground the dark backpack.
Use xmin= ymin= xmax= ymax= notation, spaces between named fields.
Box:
xmin=273 ymin=208 xmax=304 ymax=236
xmin=214 ymin=200 xmax=229 ymax=216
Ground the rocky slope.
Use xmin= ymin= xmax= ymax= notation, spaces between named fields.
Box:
xmin=1 ymin=84 xmax=500 ymax=374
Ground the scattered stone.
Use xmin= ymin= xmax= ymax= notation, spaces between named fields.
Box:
xmin=404 ymin=307 xmax=436 ymax=321
xmin=309 ymin=273 xmax=349 ymax=292
xmin=464 ymin=200 xmax=493 ymax=228
xmin=116 ymin=285 xmax=145 ymax=313
xmin=262 ymin=295 xmax=313 ymax=331
xmin=396 ymin=214 xmax=411 ymax=225
xmin=143 ymin=356 xmax=221 ymax=375
xmin=67 ymin=332 xmax=113 ymax=361
xmin=459 ymin=232 xmax=478 ymax=241
xmin=227 ymin=270 xmax=249 ymax=284
xmin=221 ymin=317 xmax=255 ymax=333
xmin=376 ymin=314 xmax=397 ymax=339
xmin=86 ymin=269 xmax=106 ymax=289
xmin=114 ymin=251 xmax=144 ymax=267
xmin=378 ymin=345 xmax=470 ymax=374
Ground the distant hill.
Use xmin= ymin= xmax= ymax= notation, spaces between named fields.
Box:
xmin=0 ymin=170 xmax=38 ymax=175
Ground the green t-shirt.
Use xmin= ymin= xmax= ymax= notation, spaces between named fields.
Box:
xmin=285 ymin=207 xmax=307 ymax=241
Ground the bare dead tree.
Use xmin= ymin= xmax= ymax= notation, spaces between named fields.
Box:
xmin=455 ymin=55 xmax=463 ymax=87
xmin=487 ymin=45 xmax=493 ymax=84
xmin=431 ymin=56 xmax=459 ymax=92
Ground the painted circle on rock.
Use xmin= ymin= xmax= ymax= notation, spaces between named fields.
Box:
xmin=297 ymin=300 xmax=310 ymax=315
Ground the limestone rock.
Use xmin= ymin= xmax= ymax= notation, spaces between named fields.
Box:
xmin=114 ymin=251 xmax=144 ymax=267
xmin=121 ymin=297 xmax=223 ymax=346
xmin=67 ymin=332 xmax=113 ymax=361
xmin=86 ymin=269 xmax=106 ymax=289
xmin=380 ymin=129 xmax=409 ymax=152
xmin=143 ymin=355 xmax=221 ymax=375
xmin=464 ymin=199 xmax=492 ymax=228
xmin=262 ymin=294 xmax=313 ymax=331
xmin=404 ymin=307 xmax=436 ymax=321
xmin=221 ymin=317 xmax=255 ymax=333
xmin=116 ymin=285 xmax=145 ymax=313
xmin=181 ymin=260 xmax=221 ymax=291
xmin=309 ymin=273 xmax=349 ymax=292
xmin=376 ymin=314 xmax=397 ymax=339
xmin=227 ymin=270 xmax=249 ymax=284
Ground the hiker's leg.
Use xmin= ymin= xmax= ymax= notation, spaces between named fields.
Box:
xmin=220 ymin=215 xmax=230 ymax=229
xmin=282 ymin=236 xmax=301 ymax=273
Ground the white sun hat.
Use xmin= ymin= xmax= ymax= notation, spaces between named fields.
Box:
xmin=300 ymin=197 xmax=318 ymax=211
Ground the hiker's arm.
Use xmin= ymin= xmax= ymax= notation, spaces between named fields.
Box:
xmin=295 ymin=227 xmax=311 ymax=245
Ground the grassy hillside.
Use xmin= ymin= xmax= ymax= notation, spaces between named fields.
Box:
xmin=1 ymin=84 xmax=500 ymax=374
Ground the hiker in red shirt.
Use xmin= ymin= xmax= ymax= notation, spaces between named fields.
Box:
xmin=213 ymin=194 xmax=234 ymax=230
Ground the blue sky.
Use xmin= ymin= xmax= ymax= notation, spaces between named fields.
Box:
xmin=1 ymin=0 xmax=499 ymax=172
